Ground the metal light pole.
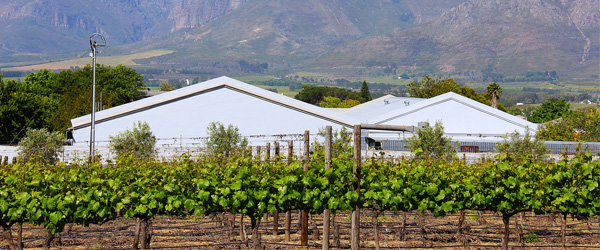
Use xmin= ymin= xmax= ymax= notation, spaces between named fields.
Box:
xmin=89 ymin=33 xmax=106 ymax=159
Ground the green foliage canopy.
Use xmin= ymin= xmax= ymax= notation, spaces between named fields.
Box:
xmin=319 ymin=96 xmax=360 ymax=108
xmin=529 ymin=98 xmax=572 ymax=123
xmin=17 ymin=128 xmax=64 ymax=164
xmin=294 ymin=85 xmax=364 ymax=106
xmin=0 ymin=73 xmax=60 ymax=144
xmin=205 ymin=122 xmax=248 ymax=158
xmin=407 ymin=75 xmax=460 ymax=99
xmin=536 ymin=106 xmax=600 ymax=142
xmin=407 ymin=121 xmax=456 ymax=159
xmin=311 ymin=127 xmax=353 ymax=159
xmin=0 ymin=65 xmax=144 ymax=144
xmin=360 ymin=80 xmax=372 ymax=102
xmin=408 ymin=75 xmax=506 ymax=111
xmin=496 ymin=128 xmax=549 ymax=162
xmin=109 ymin=121 xmax=156 ymax=160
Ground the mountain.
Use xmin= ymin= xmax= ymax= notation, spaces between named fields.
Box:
xmin=0 ymin=0 xmax=246 ymax=55
xmin=323 ymin=0 xmax=599 ymax=78
xmin=0 ymin=0 xmax=598 ymax=80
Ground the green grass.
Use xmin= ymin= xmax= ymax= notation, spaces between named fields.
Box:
xmin=366 ymin=76 xmax=412 ymax=85
xmin=293 ymin=72 xmax=332 ymax=78
xmin=233 ymin=75 xmax=277 ymax=82
xmin=252 ymin=85 xmax=299 ymax=97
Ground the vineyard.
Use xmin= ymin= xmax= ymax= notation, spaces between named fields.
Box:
xmin=0 ymin=147 xmax=599 ymax=249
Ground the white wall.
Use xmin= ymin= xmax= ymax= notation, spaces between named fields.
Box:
xmin=73 ymin=88 xmax=349 ymax=146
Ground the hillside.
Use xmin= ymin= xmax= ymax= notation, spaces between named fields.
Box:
xmin=0 ymin=0 xmax=245 ymax=55
xmin=323 ymin=0 xmax=599 ymax=79
xmin=0 ymin=0 xmax=597 ymax=81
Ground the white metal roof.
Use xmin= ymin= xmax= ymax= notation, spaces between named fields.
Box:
xmin=341 ymin=95 xmax=425 ymax=122
xmin=367 ymin=92 xmax=539 ymax=135
xmin=71 ymin=76 xmax=360 ymax=129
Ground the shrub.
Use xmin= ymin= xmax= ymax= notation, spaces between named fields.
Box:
xmin=205 ymin=122 xmax=248 ymax=157
xmin=109 ymin=121 xmax=156 ymax=160
xmin=311 ymin=127 xmax=353 ymax=159
xmin=407 ymin=121 xmax=456 ymax=160
xmin=496 ymin=128 xmax=549 ymax=161
xmin=17 ymin=128 xmax=64 ymax=164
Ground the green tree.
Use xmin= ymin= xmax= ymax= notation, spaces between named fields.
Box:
xmin=360 ymin=80 xmax=372 ymax=102
xmin=407 ymin=75 xmax=507 ymax=111
xmin=407 ymin=75 xmax=460 ymax=98
xmin=319 ymin=96 xmax=360 ymax=108
xmin=407 ymin=121 xmax=456 ymax=159
xmin=496 ymin=128 xmax=549 ymax=162
xmin=205 ymin=122 xmax=248 ymax=157
xmin=109 ymin=121 xmax=156 ymax=160
xmin=0 ymin=74 xmax=58 ymax=144
xmin=17 ymin=128 xmax=64 ymax=164
xmin=529 ymin=98 xmax=572 ymax=123
xmin=486 ymin=82 xmax=502 ymax=109
xmin=536 ymin=106 xmax=600 ymax=142
xmin=0 ymin=65 xmax=145 ymax=143
xmin=311 ymin=127 xmax=353 ymax=159
xmin=159 ymin=82 xmax=175 ymax=91
xmin=294 ymin=85 xmax=362 ymax=106
xmin=50 ymin=64 xmax=144 ymax=131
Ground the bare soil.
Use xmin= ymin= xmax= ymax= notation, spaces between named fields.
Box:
xmin=1 ymin=210 xmax=599 ymax=249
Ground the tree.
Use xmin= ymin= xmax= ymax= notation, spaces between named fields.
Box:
xmin=496 ymin=128 xmax=549 ymax=162
xmin=407 ymin=75 xmax=507 ymax=111
xmin=0 ymin=65 xmax=146 ymax=143
xmin=360 ymin=80 xmax=372 ymax=102
xmin=109 ymin=121 xmax=156 ymax=160
xmin=159 ymin=82 xmax=175 ymax=91
xmin=294 ymin=85 xmax=362 ymax=106
xmin=486 ymin=82 xmax=502 ymax=109
xmin=0 ymin=74 xmax=58 ymax=144
xmin=529 ymin=98 xmax=572 ymax=123
xmin=407 ymin=121 xmax=456 ymax=159
xmin=311 ymin=127 xmax=353 ymax=160
xmin=536 ymin=106 xmax=600 ymax=142
xmin=407 ymin=75 xmax=460 ymax=98
xmin=17 ymin=128 xmax=64 ymax=164
xmin=319 ymin=96 xmax=360 ymax=108
xmin=205 ymin=122 xmax=248 ymax=157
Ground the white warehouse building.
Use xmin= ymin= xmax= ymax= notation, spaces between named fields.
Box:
xmin=70 ymin=76 xmax=359 ymax=147
xmin=70 ymin=76 xmax=538 ymax=153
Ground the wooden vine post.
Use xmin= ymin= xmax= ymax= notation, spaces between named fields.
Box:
xmin=323 ymin=126 xmax=332 ymax=250
xmin=264 ymin=143 xmax=271 ymax=223
xmin=285 ymin=140 xmax=293 ymax=242
xmin=349 ymin=124 xmax=414 ymax=250
xmin=352 ymin=125 xmax=361 ymax=250
xmin=301 ymin=130 xmax=310 ymax=246
xmin=273 ymin=142 xmax=280 ymax=236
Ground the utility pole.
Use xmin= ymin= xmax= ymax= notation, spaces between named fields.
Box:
xmin=89 ymin=33 xmax=106 ymax=159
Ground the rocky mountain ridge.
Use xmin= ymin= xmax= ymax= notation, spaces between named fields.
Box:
xmin=0 ymin=0 xmax=597 ymax=80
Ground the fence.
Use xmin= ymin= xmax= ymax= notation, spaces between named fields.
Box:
xmin=363 ymin=138 xmax=600 ymax=155
xmin=2 ymin=135 xmax=599 ymax=165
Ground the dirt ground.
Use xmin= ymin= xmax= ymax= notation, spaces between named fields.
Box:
xmin=2 ymin=210 xmax=599 ymax=249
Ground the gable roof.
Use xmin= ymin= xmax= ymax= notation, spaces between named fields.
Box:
xmin=342 ymin=95 xmax=425 ymax=122
xmin=368 ymin=92 xmax=538 ymax=130
xmin=71 ymin=76 xmax=359 ymax=129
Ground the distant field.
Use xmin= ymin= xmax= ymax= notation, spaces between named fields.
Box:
xmin=252 ymin=85 xmax=298 ymax=98
xmin=11 ymin=50 xmax=174 ymax=71
xmin=365 ymin=76 xmax=411 ymax=85
xmin=233 ymin=75 xmax=277 ymax=82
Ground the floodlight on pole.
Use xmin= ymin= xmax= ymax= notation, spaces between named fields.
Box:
xmin=89 ymin=33 xmax=106 ymax=160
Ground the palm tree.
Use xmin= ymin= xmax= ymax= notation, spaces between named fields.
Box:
xmin=486 ymin=82 xmax=502 ymax=109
